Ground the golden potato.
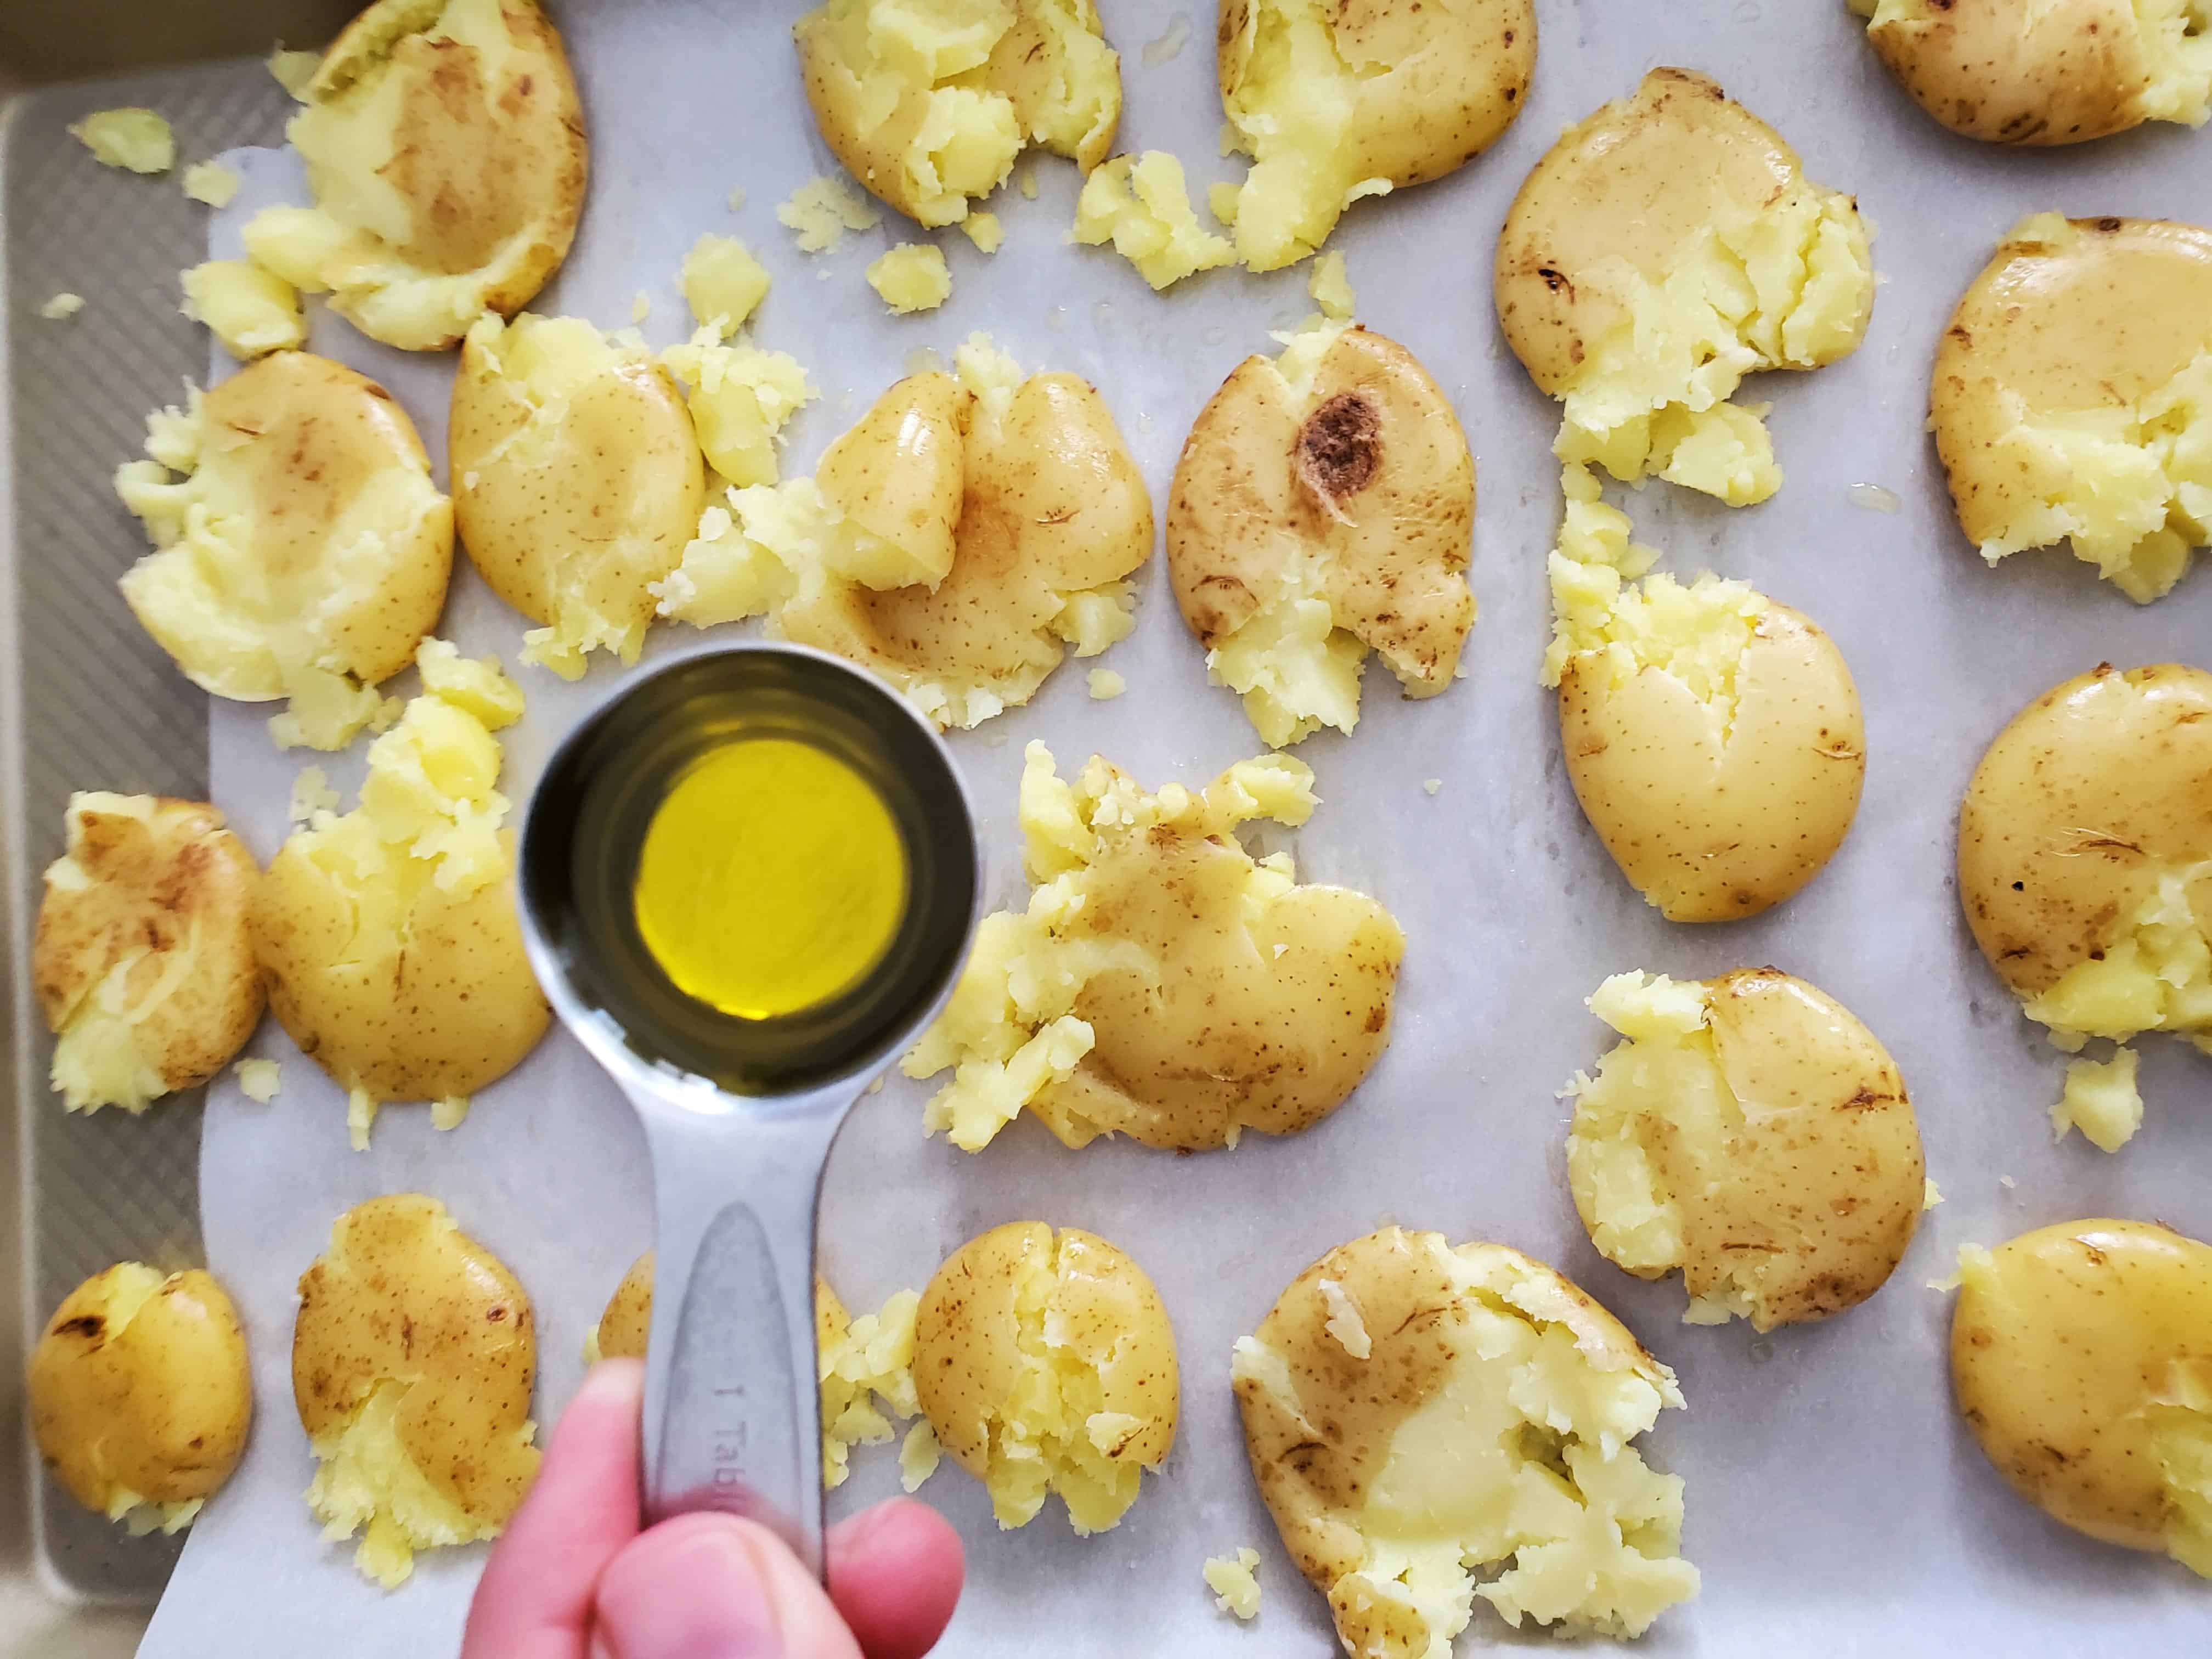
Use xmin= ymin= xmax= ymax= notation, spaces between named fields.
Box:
xmin=913 ymin=1221 xmax=1176 ymax=1534
xmin=905 ymin=742 xmax=1404 ymax=1151
xmin=253 ymin=648 xmax=548 ymax=1149
xmin=1931 ymin=213 xmax=2212 ymax=603
xmin=1216 ymin=0 xmax=1534 ymax=272
xmin=580 ymin=1254 xmax=927 ymax=1489
xmin=795 ymin=0 xmax=1120 ymax=228
xmin=29 ymin=1263 xmax=251 ymax=1534
xmin=657 ymin=335 xmax=1152 ymax=729
xmin=295 ymin=1194 xmax=539 ymax=1587
xmin=32 ymin=793 xmax=262 ymax=1114
xmin=1957 ymin=662 xmax=2212 ymax=1151
xmin=1545 ymin=467 xmax=1864 ymax=922
xmin=1950 ymin=1219 xmax=2212 ymax=1576
xmin=113 ymin=352 xmax=453 ymax=751
xmin=1234 ymin=1228 xmax=1699 ymax=1652
xmin=1852 ymin=0 xmax=2212 ymax=145
xmin=245 ymin=0 xmax=586 ymax=351
xmin=1168 ymin=320 xmax=1475 ymax=748
xmin=450 ymin=313 xmax=706 ymax=679
xmin=1496 ymin=67 xmax=1874 ymax=506
xmin=1565 ymin=969 xmax=1924 ymax=1331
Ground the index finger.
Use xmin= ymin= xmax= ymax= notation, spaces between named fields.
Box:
xmin=461 ymin=1359 xmax=646 ymax=1659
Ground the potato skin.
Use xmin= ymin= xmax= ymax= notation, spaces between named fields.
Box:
xmin=1932 ymin=217 xmax=2212 ymax=557
xmin=29 ymin=1265 xmax=251 ymax=1517
xmin=1217 ymin=0 xmax=1535 ymax=188
xmin=1860 ymin=0 xmax=2170 ymax=146
xmin=32 ymin=794 xmax=263 ymax=1094
xmin=1167 ymin=325 xmax=1475 ymax=694
xmin=449 ymin=317 xmax=705 ymax=649
xmin=252 ymin=826 xmax=550 ymax=1103
xmin=1496 ymin=67 xmax=1869 ymax=399
xmin=592 ymin=1252 xmax=655 ymax=1362
xmin=1560 ymin=603 xmax=1865 ymax=923
xmin=1957 ymin=663 xmax=2212 ymax=1000
xmin=307 ymin=0 xmax=588 ymax=347
xmin=913 ymin=1221 xmax=1177 ymax=1479
xmin=1951 ymin=1219 xmax=2212 ymax=1554
xmin=294 ymin=1194 xmax=539 ymax=1526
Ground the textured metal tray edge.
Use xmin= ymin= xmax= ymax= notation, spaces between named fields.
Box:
xmin=0 ymin=58 xmax=298 ymax=1646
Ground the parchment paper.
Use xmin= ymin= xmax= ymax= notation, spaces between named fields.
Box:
xmin=140 ymin=3 xmax=2212 ymax=1654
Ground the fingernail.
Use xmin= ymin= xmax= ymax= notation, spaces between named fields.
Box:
xmin=596 ymin=1526 xmax=784 ymax=1659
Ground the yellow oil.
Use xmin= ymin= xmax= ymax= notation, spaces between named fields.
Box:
xmin=632 ymin=737 xmax=909 ymax=1021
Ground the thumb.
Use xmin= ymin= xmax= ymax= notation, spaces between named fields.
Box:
xmin=591 ymin=1513 xmax=861 ymax=1659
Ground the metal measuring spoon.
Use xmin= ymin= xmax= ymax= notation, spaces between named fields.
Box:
xmin=517 ymin=642 xmax=980 ymax=1574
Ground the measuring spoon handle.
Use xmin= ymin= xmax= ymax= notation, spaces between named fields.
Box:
xmin=633 ymin=1086 xmax=849 ymax=1576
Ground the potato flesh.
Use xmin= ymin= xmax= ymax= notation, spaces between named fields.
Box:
xmin=656 ymin=335 xmax=1148 ymax=729
xmin=866 ymin=242 xmax=953 ymax=313
xmin=1070 ymin=152 xmax=1234 ymax=289
xmin=295 ymin=1195 xmax=539 ymax=1587
xmin=452 ymin=314 xmax=706 ymax=678
xmin=1564 ymin=970 xmax=1923 ymax=1330
xmin=1950 ymin=1220 xmax=2212 ymax=1573
xmin=1204 ymin=1548 xmax=1262 ymax=1618
xmin=114 ymin=355 xmax=452 ymax=747
xmin=36 ymin=793 xmax=263 ymax=1114
xmin=1171 ymin=321 xmax=1476 ymax=748
xmin=69 ymin=107 xmax=174 ymax=173
xmin=659 ymin=335 xmax=819 ymax=488
xmin=1934 ymin=215 xmax=2212 ymax=603
xmin=904 ymin=741 xmax=1402 ymax=1150
xmin=681 ymin=233 xmax=771 ymax=337
xmin=796 ymin=0 xmax=1119 ymax=228
xmin=260 ymin=0 xmax=584 ymax=349
xmin=180 ymin=260 xmax=307 ymax=359
xmin=1497 ymin=70 xmax=1873 ymax=506
xmin=776 ymin=174 xmax=884 ymax=253
xmin=29 ymin=1264 xmax=250 ymax=1532
xmin=912 ymin=1223 xmax=1176 ymax=1534
xmin=1234 ymin=1231 xmax=1697 ymax=1656
xmin=254 ymin=647 xmax=548 ymax=1146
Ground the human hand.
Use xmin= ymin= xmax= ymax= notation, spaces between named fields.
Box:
xmin=462 ymin=1360 xmax=964 ymax=1659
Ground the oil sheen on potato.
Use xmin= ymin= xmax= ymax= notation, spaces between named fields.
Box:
xmin=632 ymin=737 xmax=908 ymax=1020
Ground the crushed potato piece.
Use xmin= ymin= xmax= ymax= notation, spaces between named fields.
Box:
xmin=681 ymin=233 xmax=770 ymax=338
xmin=181 ymin=160 xmax=241 ymax=207
xmin=899 ymin=1420 xmax=941 ymax=1491
xmin=819 ymin=1281 xmax=925 ymax=1488
xmin=1073 ymin=151 xmax=1234 ymax=289
xmin=2053 ymin=1048 xmax=2146 ymax=1153
xmin=180 ymin=260 xmax=307 ymax=360
xmin=235 ymin=1057 xmax=282 ymax=1103
xmin=866 ymin=243 xmax=952 ymax=314
xmin=659 ymin=333 xmax=818 ymax=487
xmin=1308 ymin=250 xmax=1355 ymax=320
xmin=904 ymin=741 xmax=1402 ymax=1150
xmin=69 ymin=108 xmax=173 ymax=174
xmin=1086 ymin=668 xmax=1125 ymax=700
xmin=1204 ymin=1548 xmax=1263 ymax=1619
xmin=961 ymin=211 xmax=1004 ymax=253
xmin=777 ymin=174 xmax=882 ymax=253
xmin=37 ymin=293 xmax=84 ymax=321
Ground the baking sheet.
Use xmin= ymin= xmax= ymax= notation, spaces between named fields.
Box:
xmin=129 ymin=2 xmax=2212 ymax=1654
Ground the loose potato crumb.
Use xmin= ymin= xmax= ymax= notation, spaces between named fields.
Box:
xmin=2052 ymin=1047 xmax=2145 ymax=1153
xmin=235 ymin=1058 xmax=282 ymax=1103
xmin=1923 ymin=1177 xmax=1944 ymax=1209
xmin=681 ymin=234 xmax=771 ymax=337
xmin=37 ymin=293 xmax=84 ymax=321
xmin=1086 ymin=668 xmax=1125 ymax=699
xmin=1073 ymin=152 xmax=1234 ymax=289
xmin=866 ymin=244 xmax=953 ymax=314
xmin=1203 ymin=1548 xmax=1262 ymax=1619
xmin=899 ymin=1420 xmax=940 ymax=1492
xmin=1308 ymin=250 xmax=1354 ymax=321
xmin=180 ymin=260 xmax=307 ymax=360
xmin=659 ymin=333 xmax=818 ymax=488
xmin=777 ymin=174 xmax=882 ymax=254
xmin=1421 ymin=778 xmax=1442 ymax=795
xmin=69 ymin=108 xmax=173 ymax=174
xmin=961 ymin=212 xmax=1003 ymax=253
xmin=180 ymin=161 xmax=241 ymax=208
xmin=267 ymin=46 xmax=320 ymax=99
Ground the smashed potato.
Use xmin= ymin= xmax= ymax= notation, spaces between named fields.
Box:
xmin=1545 ymin=466 xmax=1864 ymax=922
xmin=580 ymin=1253 xmax=925 ymax=1490
xmin=295 ymin=1195 xmax=539 ymax=1587
xmin=33 ymin=794 xmax=262 ymax=1115
xmin=914 ymin=1222 xmax=1176 ymax=1533
xmin=1216 ymin=0 xmax=1534 ymax=272
xmin=1564 ymin=969 xmax=1924 ymax=1330
xmin=1236 ymin=1228 xmax=1699 ymax=1652
xmin=795 ymin=0 xmax=1121 ymax=228
xmin=1932 ymin=214 xmax=2211 ymax=603
xmin=247 ymin=0 xmax=586 ymax=350
xmin=180 ymin=260 xmax=306 ymax=360
xmin=904 ymin=742 xmax=1403 ymax=1150
xmin=1957 ymin=662 xmax=2212 ymax=1151
xmin=1169 ymin=318 xmax=1475 ymax=747
xmin=1853 ymin=0 xmax=2212 ymax=145
xmin=1496 ymin=68 xmax=1875 ymax=506
xmin=114 ymin=352 xmax=453 ymax=751
xmin=29 ymin=1264 xmax=251 ymax=1535
xmin=252 ymin=646 xmax=549 ymax=1149
xmin=656 ymin=335 xmax=1149 ymax=729
xmin=450 ymin=313 xmax=706 ymax=678
xmin=1951 ymin=1219 xmax=2212 ymax=1577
